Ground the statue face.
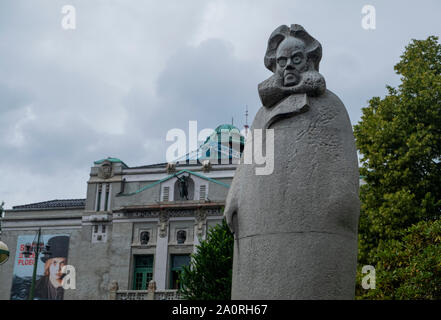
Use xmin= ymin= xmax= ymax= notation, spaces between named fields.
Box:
xmin=276 ymin=37 xmax=307 ymax=87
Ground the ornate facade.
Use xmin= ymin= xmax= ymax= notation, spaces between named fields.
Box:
xmin=0 ymin=124 xmax=243 ymax=300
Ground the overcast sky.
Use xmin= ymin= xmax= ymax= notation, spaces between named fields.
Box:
xmin=1 ymin=0 xmax=440 ymax=209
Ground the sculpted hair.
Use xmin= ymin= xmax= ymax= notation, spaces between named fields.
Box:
xmin=264 ymin=24 xmax=322 ymax=73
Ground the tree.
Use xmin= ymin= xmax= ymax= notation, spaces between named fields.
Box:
xmin=179 ymin=219 xmax=234 ymax=300
xmin=356 ymin=219 xmax=441 ymax=299
xmin=354 ymin=36 xmax=441 ymax=299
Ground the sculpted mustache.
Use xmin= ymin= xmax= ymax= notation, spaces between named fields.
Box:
xmin=284 ymin=69 xmax=301 ymax=77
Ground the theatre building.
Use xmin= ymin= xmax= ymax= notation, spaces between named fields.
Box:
xmin=0 ymin=124 xmax=244 ymax=300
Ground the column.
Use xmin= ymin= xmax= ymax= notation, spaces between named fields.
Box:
xmin=154 ymin=226 xmax=168 ymax=290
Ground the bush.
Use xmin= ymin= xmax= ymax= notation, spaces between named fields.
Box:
xmin=178 ymin=219 xmax=234 ymax=300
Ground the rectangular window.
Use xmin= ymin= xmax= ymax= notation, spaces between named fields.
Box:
xmin=132 ymin=255 xmax=154 ymax=290
xmin=169 ymin=254 xmax=191 ymax=289
xmin=96 ymin=184 xmax=102 ymax=211
xmin=104 ymin=184 xmax=110 ymax=211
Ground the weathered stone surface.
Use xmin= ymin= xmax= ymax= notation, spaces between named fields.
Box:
xmin=225 ymin=24 xmax=359 ymax=300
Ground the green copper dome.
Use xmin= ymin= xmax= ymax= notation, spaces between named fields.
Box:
xmin=203 ymin=124 xmax=244 ymax=145
xmin=94 ymin=157 xmax=128 ymax=168
xmin=168 ymin=124 xmax=245 ymax=162
xmin=215 ymin=124 xmax=240 ymax=132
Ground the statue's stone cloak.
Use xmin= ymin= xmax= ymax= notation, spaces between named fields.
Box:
xmin=225 ymin=90 xmax=360 ymax=300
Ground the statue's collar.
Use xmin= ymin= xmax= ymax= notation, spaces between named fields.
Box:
xmin=263 ymin=93 xmax=309 ymax=129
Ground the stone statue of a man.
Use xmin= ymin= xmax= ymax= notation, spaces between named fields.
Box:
xmin=177 ymin=175 xmax=190 ymax=200
xmin=224 ymin=24 xmax=360 ymax=300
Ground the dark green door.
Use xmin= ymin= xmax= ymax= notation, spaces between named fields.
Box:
xmin=132 ymin=255 xmax=154 ymax=290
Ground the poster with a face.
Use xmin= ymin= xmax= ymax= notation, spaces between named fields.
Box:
xmin=10 ymin=234 xmax=69 ymax=300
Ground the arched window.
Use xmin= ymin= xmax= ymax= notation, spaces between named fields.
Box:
xmin=177 ymin=230 xmax=187 ymax=244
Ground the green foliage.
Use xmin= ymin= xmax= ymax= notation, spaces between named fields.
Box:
xmin=354 ymin=36 xmax=441 ymax=299
xmin=178 ymin=219 xmax=234 ymax=300
xmin=356 ymin=219 xmax=441 ymax=299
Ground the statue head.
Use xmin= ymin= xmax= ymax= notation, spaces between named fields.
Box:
xmin=264 ymin=24 xmax=322 ymax=86
xmin=276 ymin=37 xmax=307 ymax=86
xmin=109 ymin=280 xmax=119 ymax=292
xmin=148 ymin=280 xmax=157 ymax=292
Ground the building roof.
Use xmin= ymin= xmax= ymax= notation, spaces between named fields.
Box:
xmin=129 ymin=162 xmax=168 ymax=169
xmin=93 ymin=124 xmax=245 ymax=169
xmin=94 ymin=157 xmax=129 ymax=168
xmin=12 ymin=199 xmax=86 ymax=210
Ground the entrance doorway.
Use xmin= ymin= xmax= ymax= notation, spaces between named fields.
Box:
xmin=132 ymin=255 xmax=154 ymax=290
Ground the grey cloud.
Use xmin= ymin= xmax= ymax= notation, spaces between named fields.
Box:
xmin=156 ymin=39 xmax=264 ymax=126
xmin=1 ymin=0 xmax=441 ymax=208
xmin=0 ymin=84 xmax=33 ymax=114
xmin=120 ymin=38 xmax=265 ymax=164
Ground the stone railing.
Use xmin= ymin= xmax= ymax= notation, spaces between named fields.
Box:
xmin=109 ymin=281 xmax=184 ymax=300
xmin=114 ymin=290 xmax=150 ymax=300
xmin=154 ymin=290 xmax=183 ymax=300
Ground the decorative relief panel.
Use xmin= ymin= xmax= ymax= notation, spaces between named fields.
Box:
xmin=195 ymin=209 xmax=207 ymax=237
xmin=132 ymin=222 xmax=157 ymax=246
xmin=140 ymin=231 xmax=150 ymax=245
xmin=158 ymin=211 xmax=169 ymax=238
xmin=205 ymin=208 xmax=223 ymax=216
xmin=168 ymin=209 xmax=195 ymax=217
xmin=169 ymin=222 xmax=193 ymax=245
xmin=98 ymin=161 xmax=113 ymax=179
xmin=134 ymin=211 xmax=161 ymax=218
xmin=92 ymin=224 xmax=108 ymax=243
